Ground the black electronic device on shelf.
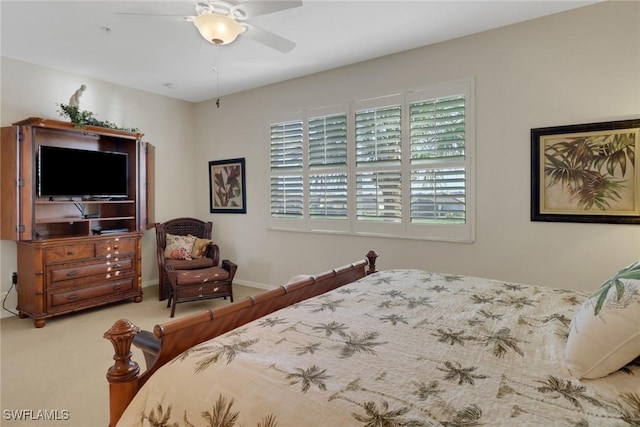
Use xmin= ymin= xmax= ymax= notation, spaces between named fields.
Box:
xmin=92 ymin=227 xmax=129 ymax=235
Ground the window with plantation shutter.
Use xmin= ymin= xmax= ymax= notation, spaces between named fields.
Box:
xmin=268 ymin=79 xmax=474 ymax=242
xmin=409 ymin=95 xmax=466 ymax=224
xmin=270 ymin=120 xmax=303 ymax=218
xmin=309 ymin=113 xmax=348 ymax=220
xmin=354 ymin=102 xmax=402 ymax=222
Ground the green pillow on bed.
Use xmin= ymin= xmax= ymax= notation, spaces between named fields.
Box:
xmin=565 ymin=260 xmax=640 ymax=379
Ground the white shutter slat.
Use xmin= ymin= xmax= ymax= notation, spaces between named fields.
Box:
xmin=410 ymin=95 xmax=465 ymax=161
xmin=309 ymin=114 xmax=347 ymax=167
xmin=356 ymin=171 xmax=402 ymax=222
xmin=355 ymin=105 xmax=402 ymax=165
xmin=270 ymin=176 xmax=303 ymax=218
xmin=410 ymin=168 xmax=465 ymax=224
xmin=309 ymin=173 xmax=348 ymax=219
xmin=271 ymin=121 xmax=303 ymax=169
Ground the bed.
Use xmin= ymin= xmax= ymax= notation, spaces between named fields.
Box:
xmin=105 ymin=251 xmax=640 ymax=426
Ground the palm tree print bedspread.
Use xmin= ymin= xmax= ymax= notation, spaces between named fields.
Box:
xmin=118 ymin=270 xmax=639 ymax=426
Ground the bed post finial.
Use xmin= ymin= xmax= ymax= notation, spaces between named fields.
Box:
xmin=104 ymin=319 xmax=141 ymax=427
xmin=366 ymin=250 xmax=378 ymax=274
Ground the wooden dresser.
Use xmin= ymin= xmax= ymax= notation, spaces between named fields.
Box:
xmin=17 ymin=234 xmax=142 ymax=328
xmin=1 ymin=117 xmax=154 ymax=327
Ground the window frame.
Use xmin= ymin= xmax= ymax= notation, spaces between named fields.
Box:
xmin=268 ymin=79 xmax=475 ymax=242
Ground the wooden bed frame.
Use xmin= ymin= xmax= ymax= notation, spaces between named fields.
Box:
xmin=104 ymin=250 xmax=378 ymax=427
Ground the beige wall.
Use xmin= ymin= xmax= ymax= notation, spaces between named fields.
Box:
xmin=1 ymin=1 xmax=639 ymax=318
xmin=194 ymin=1 xmax=640 ymax=290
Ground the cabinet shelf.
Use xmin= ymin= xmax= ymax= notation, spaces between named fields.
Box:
xmin=34 ymin=198 xmax=136 ymax=236
xmin=35 ymin=199 xmax=134 ymax=205
xmin=35 ymin=216 xmax=135 ymax=224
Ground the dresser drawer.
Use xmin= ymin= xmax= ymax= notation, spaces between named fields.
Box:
xmin=95 ymin=237 xmax=137 ymax=256
xmin=49 ymin=257 xmax=133 ymax=284
xmin=45 ymin=243 xmax=95 ymax=263
xmin=48 ymin=278 xmax=135 ymax=310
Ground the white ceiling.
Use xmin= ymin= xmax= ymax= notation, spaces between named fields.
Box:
xmin=1 ymin=1 xmax=599 ymax=103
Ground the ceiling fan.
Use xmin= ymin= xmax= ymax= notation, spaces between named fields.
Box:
xmin=117 ymin=0 xmax=302 ymax=53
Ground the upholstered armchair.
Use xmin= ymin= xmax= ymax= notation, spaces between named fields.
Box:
xmin=155 ymin=218 xmax=237 ymax=311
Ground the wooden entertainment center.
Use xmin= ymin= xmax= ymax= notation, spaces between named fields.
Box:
xmin=1 ymin=117 xmax=153 ymax=327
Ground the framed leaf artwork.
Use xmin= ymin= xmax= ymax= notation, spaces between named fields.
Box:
xmin=209 ymin=158 xmax=247 ymax=214
xmin=531 ymin=119 xmax=640 ymax=224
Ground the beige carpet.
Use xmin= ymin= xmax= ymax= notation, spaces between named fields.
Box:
xmin=0 ymin=284 xmax=263 ymax=427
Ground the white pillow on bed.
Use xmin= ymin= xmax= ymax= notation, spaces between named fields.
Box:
xmin=565 ymin=260 xmax=640 ymax=379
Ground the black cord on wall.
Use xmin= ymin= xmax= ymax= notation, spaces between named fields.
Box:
xmin=2 ymin=273 xmax=19 ymax=316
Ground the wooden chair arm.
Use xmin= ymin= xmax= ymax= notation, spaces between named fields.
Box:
xmin=222 ymin=259 xmax=238 ymax=281
xmin=205 ymin=243 xmax=221 ymax=266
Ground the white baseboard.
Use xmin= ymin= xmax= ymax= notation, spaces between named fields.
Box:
xmin=233 ymin=279 xmax=273 ymax=291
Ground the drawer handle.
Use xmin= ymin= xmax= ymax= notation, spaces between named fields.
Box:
xmin=113 ymin=245 xmax=119 ymax=250
xmin=113 ymin=263 xmax=123 ymax=269
xmin=67 ymin=251 xmax=75 ymax=256
xmin=66 ymin=271 xmax=78 ymax=277
xmin=113 ymin=284 xmax=122 ymax=290
xmin=67 ymin=294 xmax=79 ymax=301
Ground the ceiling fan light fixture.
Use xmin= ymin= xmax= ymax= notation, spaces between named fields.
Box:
xmin=194 ymin=13 xmax=243 ymax=45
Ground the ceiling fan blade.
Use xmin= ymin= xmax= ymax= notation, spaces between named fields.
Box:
xmin=232 ymin=1 xmax=302 ymax=19
xmin=242 ymin=24 xmax=296 ymax=53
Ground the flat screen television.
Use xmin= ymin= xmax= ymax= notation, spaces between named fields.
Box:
xmin=37 ymin=145 xmax=129 ymax=198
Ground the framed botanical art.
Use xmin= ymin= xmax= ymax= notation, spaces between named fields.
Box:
xmin=209 ymin=158 xmax=247 ymax=214
xmin=531 ymin=118 xmax=640 ymax=224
